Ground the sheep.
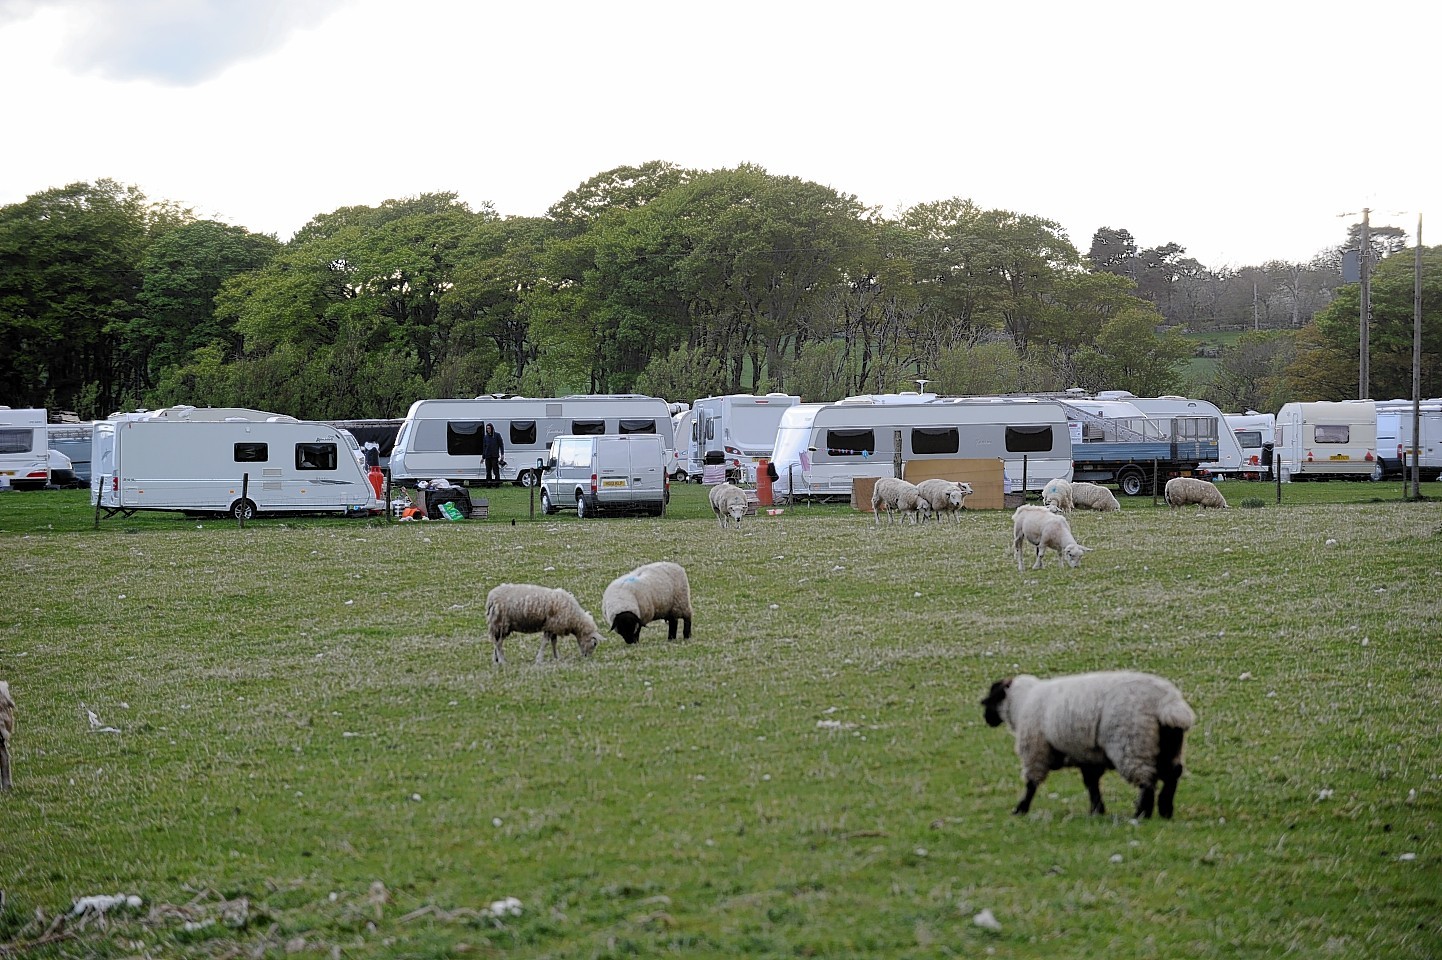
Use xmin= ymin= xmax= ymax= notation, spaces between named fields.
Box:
xmin=916 ymin=479 xmax=974 ymax=524
xmin=981 ymin=671 xmax=1196 ymax=819
xmin=484 ymin=584 xmax=603 ymax=666
xmin=0 ymin=680 xmax=12 ymax=790
xmin=1164 ymin=476 xmax=1228 ymax=509
xmin=870 ymin=477 xmax=930 ymax=525
xmin=709 ymin=482 xmax=749 ymax=529
xmin=1011 ymin=504 xmax=1086 ymax=570
xmin=1041 ymin=477 xmax=1074 ymax=512
xmin=1069 ymin=481 xmax=1121 ymax=512
xmin=602 ymin=561 xmax=694 ymax=645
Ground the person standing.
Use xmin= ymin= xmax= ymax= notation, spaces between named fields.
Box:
xmin=482 ymin=422 xmax=505 ymax=487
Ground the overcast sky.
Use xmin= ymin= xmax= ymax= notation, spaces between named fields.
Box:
xmin=0 ymin=0 xmax=1435 ymax=269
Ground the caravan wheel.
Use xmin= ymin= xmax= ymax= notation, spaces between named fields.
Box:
xmin=229 ymin=498 xmax=258 ymax=520
xmin=518 ymin=469 xmax=538 ymax=488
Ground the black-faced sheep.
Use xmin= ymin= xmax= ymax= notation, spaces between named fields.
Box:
xmin=1069 ymin=481 xmax=1121 ymax=512
xmin=602 ymin=561 xmax=694 ymax=645
xmin=981 ymin=670 xmax=1196 ymax=819
xmin=1011 ymin=505 xmax=1088 ymax=570
xmin=871 ymin=477 xmax=929 ymax=525
xmin=708 ymin=482 xmax=748 ymax=529
xmin=484 ymin=584 xmax=602 ymax=666
xmin=1164 ymin=476 xmax=1228 ymax=509
xmin=916 ymin=479 xmax=973 ymax=524
xmin=0 ymin=680 xmax=12 ymax=790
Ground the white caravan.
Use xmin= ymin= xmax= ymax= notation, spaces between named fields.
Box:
xmin=92 ymin=406 xmax=381 ymax=519
xmin=1373 ymin=398 xmax=1442 ymax=481
xmin=1213 ymin=412 xmax=1276 ymax=477
xmin=1274 ymin=400 xmax=1378 ymax=480
xmin=770 ymin=396 xmax=1072 ymax=498
xmin=683 ymin=393 xmax=801 ymax=481
xmin=0 ymin=407 xmax=50 ymax=489
xmin=390 ymin=395 xmax=676 ymax=488
xmin=670 ymin=407 xmax=695 ymax=479
xmin=1123 ymin=395 xmax=1244 ymax=476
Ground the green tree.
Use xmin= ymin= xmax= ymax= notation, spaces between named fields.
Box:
xmin=1073 ymin=306 xmax=1190 ymax=394
xmin=633 ymin=344 xmax=731 ymax=402
xmin=1200 ymin=330 xmax=1296 ymax=412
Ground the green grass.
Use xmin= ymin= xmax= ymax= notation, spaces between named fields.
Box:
xmin=2 ymin=484 xmax=1440 ymax=958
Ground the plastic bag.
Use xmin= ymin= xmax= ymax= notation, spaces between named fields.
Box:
xmin=440 ymin=501 xmax=465 ymax=521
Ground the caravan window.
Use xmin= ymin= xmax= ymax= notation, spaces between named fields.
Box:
xmin=1235 ymin=430 xmax=1263 ymax=448
xmin=825 ymin=428 xmax=875 ymax=457
xmin=446 ymin=421 xmax=485 ymax=456
xmin=911 ymin=427 xmax=959 ymax=455
xmin=0 ymin=429 xmax=34 ymax=454
xmin=234 ymin=443 xmax=268 ymax=463
xmin=295 ymin=443 xmax=338 ymax=471
xmin=619 ymin=418 xmax=656 ymax=434
xmin=571 ymin=419 xmax=605 ymax=435
xmin=1005 ymin=425 xmax=1055 ymax=453
xmin=1315 ymin=424 xmax=1350 ymax=444
xmin=509 ymin=420 xmax=537 ymax=445
xmin=705 ymin=419 xmax=716 ymax=441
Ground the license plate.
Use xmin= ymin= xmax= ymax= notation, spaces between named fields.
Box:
xmin=1329 ymin=454 xmax=1351 ymax=461
xmin=601 ymin=478 xmax=627 ymax=488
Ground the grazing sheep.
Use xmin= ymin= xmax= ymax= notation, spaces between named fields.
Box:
xmin=603 ymin=561 xmax=694 ymax=645
xmin=981 ymin=671 xmax=1196 ymax=819
xmin=484 ymin=584 xmax=602 ymax=666
xmin=871 ymin=477 xmax=930 ymax=525
xmin=1041 ymin=477 xmax=1074 ymax=511
xmin=1069 ymin=481 xmax=1121 ymax=512
xmin=1011 ymin=505 xmax=1085 ymax=570
xmin=916 ymin=479 xmax=974 ymax=524
xmin=1164 ymin=476 xmax=1228 ymax=509
xmin=0 ymin=680 xmax=12 ymax=790
xmin=709 ymin=482 xmax=749 ymax=529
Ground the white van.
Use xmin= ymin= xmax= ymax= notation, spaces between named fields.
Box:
xmin=1374 ymin=399 xmax=1442 ymax=481
xmin=539 ymin=434 xmax=669 ymax=518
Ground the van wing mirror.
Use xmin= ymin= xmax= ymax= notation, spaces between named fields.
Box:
xmin=545 ymin=457 xmax=557 ymax=471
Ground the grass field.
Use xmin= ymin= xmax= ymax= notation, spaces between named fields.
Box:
xmin=2 ymin=483 xmax=1440 ymax=958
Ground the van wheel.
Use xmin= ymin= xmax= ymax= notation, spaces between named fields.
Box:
xmin=577 ymin=493 xmax=596 ymax=519
xmin=540 ymin=488 xmax=557 ymax=515
xmin=230 ymin=498 xmax=258 ymax=520
xmin=1116 ymin=467 xmax=1147 ymax=497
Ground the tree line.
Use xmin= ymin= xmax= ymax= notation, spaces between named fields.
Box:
xmin=1 ymin=166 xmax=1436 ymax=421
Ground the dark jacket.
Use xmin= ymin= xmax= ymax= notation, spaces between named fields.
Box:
xmin=481 ymin=431 xmax=505 ymax=461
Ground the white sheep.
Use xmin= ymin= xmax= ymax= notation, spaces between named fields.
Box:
xmin=1069 ymin=481 xmax=1121 ymax=512
xmin=1011 ymin=504 xmax=1086 ymax=570
xmin=981 ymin=670 xmax=1196 ymax=819
xmin=916 ymin=479 xmax=974 ymax=524
xmin=708 ymin=482 xmax=748 ymax=529
xmin=871 ymin=477 xmax=930 ymax=525
xmin=1041 ymin=477 xmax=1074 ymax=511
xmin=484 ymin=584 xmax=603 ymax=666
xmin=602 ymin=561 xmax=694 ymax=646
xmin=0 ymin=680 xmax=12 ymax=790
xmin=1164 ymin=476 xmax=1228 ymax=509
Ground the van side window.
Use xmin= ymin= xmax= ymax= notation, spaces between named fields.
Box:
xmin=1005 ymin=425 xmax=1054 ymax=453
xmin=619 ymin=418 xmax=656 ymax=434
xmin=1315 ymin=425 xmax=1349 ymax=444
xmin=446 ymin=421 xmax=485 ymax=456
xmin=234 ymin=443 xmax=268 ymax=463
xmin=558 ymin=439 xmax=589 ymax=468
xmin=911 ymin=427 xmax=959 ymax=455
xmin=296 ymin=443 xmax=338 ymax=470
xmin=825 ymin=429 xmax=875 ymax=457
xmin=510 ymin=420 xmax=537 ymax=445
xmin=571 ymin=420 xmax=605 ymax=435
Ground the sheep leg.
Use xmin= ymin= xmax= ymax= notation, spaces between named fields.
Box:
xmin=1013 ymin=779 xmax=1040 ymax=815
xmin=1080 ymin=764 xmax=1107 ymax=815
xmin=536 ymin=632 xmax=558 ymax=663
xmin=682 ymin=615 xmax=692 ymax=639
xmin=1156 ymin=726 xmax=1186 ymax=818
xmin=1133 ymin=782 xmax=1157 ymax=819
xmin=666 ymin=616 xmax=678 ymax=640
xmin=1031 ymin=544 xmax=1044 ymax=570
xmin=0 ymin=740 xmax=9 ymax=790
xmin=491 ymin=631 xmax=506 ymax=666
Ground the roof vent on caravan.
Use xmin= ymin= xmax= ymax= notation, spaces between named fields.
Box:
xmin=1095 ymin=390 xmax=1139 ymax=400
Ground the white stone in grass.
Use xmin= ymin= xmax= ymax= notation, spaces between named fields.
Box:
xmin=487 ymin=897 xmax=522 ymax=917
xmin=769 ymin=604 xmax=779 ymax=610
xmin=913 ymin=591 xmax=922 ymax=598
xmin=1326 ymin=538 xmax=1338 ymax=546
xmin=410 ymin=793 xmax=421 ymax=802
xmin=345 ymin=599 xmax=354 ymax=605
xmin=544 ymin=566 xmax=555 ymax=572
xmin=1399 ymin=852 xmax=1417 ymax=861
xmin=972 ymin=909 xmax=1001 ymax=931
xmin=1238 ymin=672 xmax=1253 ymax=680
xmin=1110 ymin=854 xmax=1124 ymax=863
xmin=1316 ymin=788 xmax=1334 ymax=801
xmin=492 ymin=817 xmax=503 ymax=827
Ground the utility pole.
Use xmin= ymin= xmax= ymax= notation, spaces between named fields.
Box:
xmin=1412 ymin=213 xmax=1423 ymax=500
xmin=1253 ymin=281 xmax=1259 ymax=331
xmin=1359 ymin=208 xmax=1371 ymax=399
